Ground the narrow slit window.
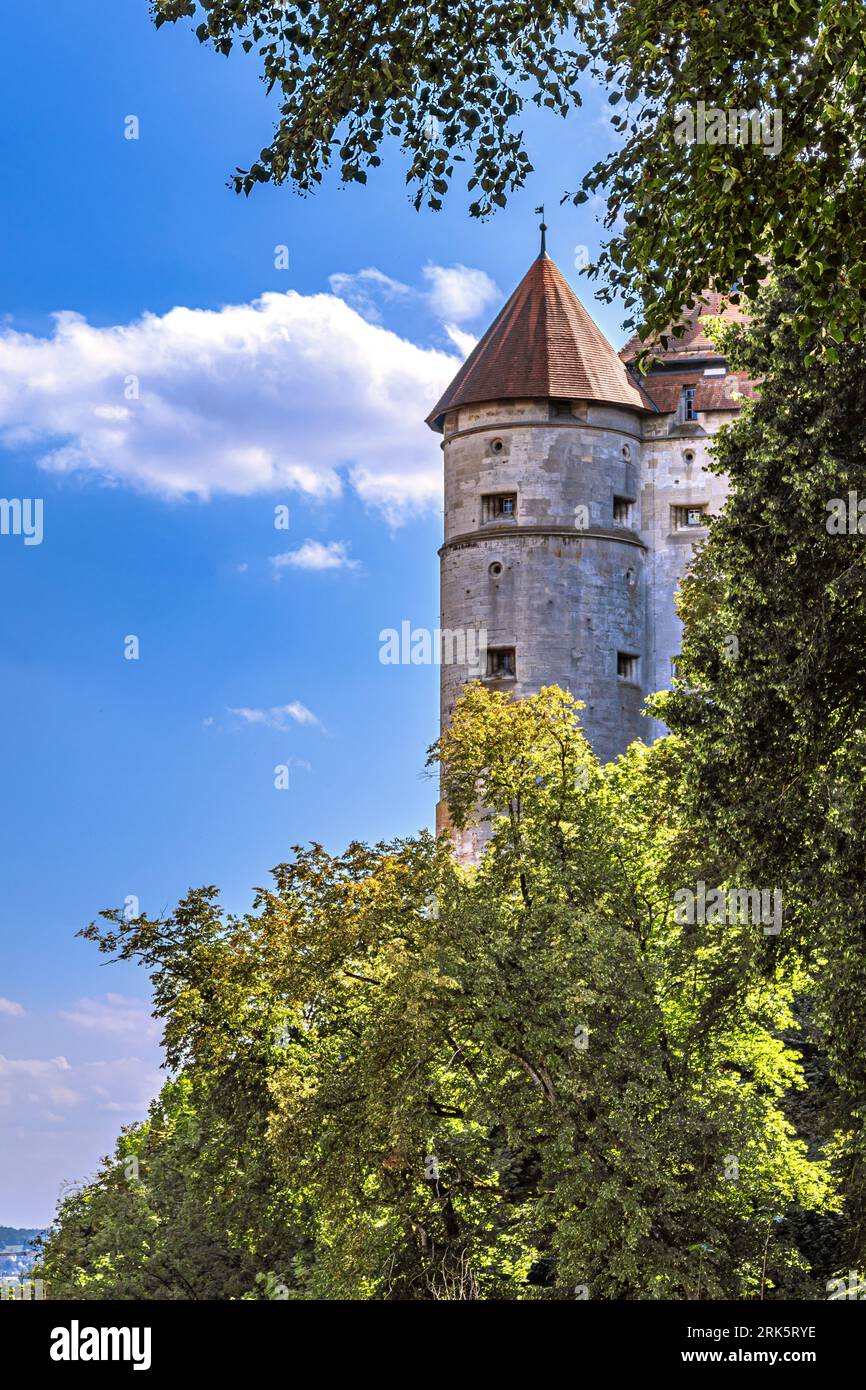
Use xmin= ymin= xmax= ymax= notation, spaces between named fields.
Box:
xmin=481 ymin=493 xmax=517 ymax=523
xmin=486 ymin=647 xmax=516 ymax=679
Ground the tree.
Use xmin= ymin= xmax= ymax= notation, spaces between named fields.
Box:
xmin=576 ymin=0 xmax=866 ymax=358
xmin=152 ymin=0 xmax=587 ymax=216
xmin=38 ymin=684 xmax=838 ymax=1299
xmin=429 ymin=684 xmax=836 ymax=1297
xmin=151 ymin=0 xmax=866 ymax=351
xmin=655 ymin=272 xmax=866 ymax=1268
xmin=34 ymin=1075 xmax=309 ymax=1300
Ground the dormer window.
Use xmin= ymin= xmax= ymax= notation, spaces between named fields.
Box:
xmin=681 ymin=386 xmax=698 ymax=422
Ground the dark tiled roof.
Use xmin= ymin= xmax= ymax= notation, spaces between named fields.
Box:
xmin=426 ymin=254 xmax=651 ymax=431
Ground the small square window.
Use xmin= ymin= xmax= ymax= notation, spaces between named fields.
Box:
xmin=481 ymin=493 xmax=517 ymax=523
xmin=671 ymin=504 xmax=708 ymax=530
xmin=613 ymin=496 xmax=634 ymax=526
xmin=486 ymin=647 xmax=516 ymax=679
xmin=617 ymin=652 xmax=639 ymax=682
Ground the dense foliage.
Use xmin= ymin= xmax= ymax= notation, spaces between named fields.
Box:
xmin=151 ymin=0 xmax=866 ymax=350
xmin=655 ymin=272 xmax=866 ymax=1268
xmin=36 ymin=684 xmax=841 ymax=1298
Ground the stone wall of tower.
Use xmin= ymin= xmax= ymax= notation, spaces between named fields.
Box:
xmin=439 ymin=395 xmax=649 ymax=764
xmin=638 ymin=410 xmax=733 ymax=743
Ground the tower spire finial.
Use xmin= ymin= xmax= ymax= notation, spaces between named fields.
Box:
xmin=534 ymin=205 xmax=547 ymax=257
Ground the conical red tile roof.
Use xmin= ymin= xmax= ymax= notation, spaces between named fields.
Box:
xmin=426 ymin=254 xmax=652 ymax=431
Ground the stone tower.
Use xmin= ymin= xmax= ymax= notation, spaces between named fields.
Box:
xmin=427 ymin=239 xmax=750 ymax=852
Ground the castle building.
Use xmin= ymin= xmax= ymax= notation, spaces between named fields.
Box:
xmin=427 ymin=235 xmax=752 ymax=852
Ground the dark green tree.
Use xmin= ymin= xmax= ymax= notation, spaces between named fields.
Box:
xmin=656 ymin=272 xmax=866 ymax=1269
xmin=34 ymin=1073 xmax=309 ymax=1300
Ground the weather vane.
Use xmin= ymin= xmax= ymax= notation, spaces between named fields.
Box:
xmin=534 ymin=204 xmax=547 ymax=257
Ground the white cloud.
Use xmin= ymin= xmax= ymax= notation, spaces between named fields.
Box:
xmin=228 ymin=702 xmax=321 ymax=731
xmin=270 ymin=538 xmax=360 ymax=574
xmin=0 ymin=1052 xmax=161 ymax=1122
xmin=0 ymin=288 xmax=462 ymax=521
xmin=0 ymin=1055 xmax=72 ymax=1080
xmin=327 ymin=267 xmax=411 ymax=321
xmin=79 ymin=1058 xmax=163 ymax=1115
xmin=42 ymin=1085 xmax=80 ymax=1108
xmin=443 ymin=324 xmax=478 ymax=357
xmin=59 ymin=993 xmax=159 ymax=1041
xmin=0 ymin=997 xmax=26 ymax=1017
xmin=421 ymin=263 xmax=500 ymax=323
xmin=329 ymin=262 xmax=498 ymax=344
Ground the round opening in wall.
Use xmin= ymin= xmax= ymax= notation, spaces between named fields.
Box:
xmin=491 ymin=438 xmax=504 ymax=454
xmin=684 ymin=449 xmax=695 ymax=463
xmin=489 ymin=561 xmax=503 ymax=577
xmin=622 ymin=444 xmax=631 ymax=459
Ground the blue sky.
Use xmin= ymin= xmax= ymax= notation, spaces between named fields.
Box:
xmin=0 ymin=1 xmax=627 ymax=1225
